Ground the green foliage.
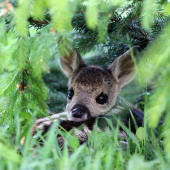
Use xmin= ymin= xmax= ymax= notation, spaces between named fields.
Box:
xmin=0 ymin=118 xmax=167 ymax=170
xmin=127 ymin=155 xmax=159 ymax=170
xmin=16 ymin=0 xmax=32 ymax=37
xmin=0 ymin=0 xmax=170 ymax=169
xmin=31 ymin=0 xmax=47 ymax=20
xmin=48 ymin=0 xmax=75 ymax=33
xmin=86 ymin=0 xmax=99 ymax=29
xmin=138 ymin=22 xmax=170 ymax=159
xmin=136 ymin=127 xmax=145 ymax=140
xmin=141 ymin=0 xmax=156 ymax=30
xmin=29 ymin=26 xmax=57 ymax=78
xmin=0 ymin=143 xmax=21 ymax=163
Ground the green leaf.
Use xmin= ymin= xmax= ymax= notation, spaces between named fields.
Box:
xmin=86 ymin=0 xmax=99 ymax=29
xmin=69 ymin=136 xmax=80 ymax=150
xmin=31 ymin=0 xmax=47 ymax=20
xmin=97 ymin=15 xmax=108 ymax=43
xmin=165 ymin=2 xmax=170 ymax=15
xmin=138 ymin=23 xmax=170 ymax=128
xmin=127 ymin=155 xmax=159 ymax=170
xmin=111 ymin=0 xmax=126 ymax=6
xmin=136 ymin=127 xmax=145 ymax=140
xmin=48 ymin=0 xmax=74 ymax=33
xmin=20 ymin=111 xmax=32 ymax=130
xmin=0 ymin=143 xmax=21 ymax=163
xmin=141 ymin=0 xmax=156 ymax=30
xmin=97 ymin=131 xmax=113 ymax=146
xmin=112 ymin=114 xmax=140 ymax=150
xmin=17 ymin=37 xmax=28 ymax=70
xmin=163 ymin=111 xmax=170 ymax=160
xmin=15 ymin=0 xmax=32 ymax=36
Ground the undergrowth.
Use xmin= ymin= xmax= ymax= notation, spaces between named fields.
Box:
xmin=0 ymin=109 xmax=168 ymax=170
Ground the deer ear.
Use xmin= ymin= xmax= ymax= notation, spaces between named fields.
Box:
xmin=108 ymin=46 xmax=141 ymax=88
xmin=59 ymin=47 xmax=87 ymax=78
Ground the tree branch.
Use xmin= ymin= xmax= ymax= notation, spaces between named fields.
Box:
xmin=117 ymin=16 xmax=138 ymax=36
xmin=28 ymin=17 xmax=50 ymax=26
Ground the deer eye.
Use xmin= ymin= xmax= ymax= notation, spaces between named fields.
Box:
xmin=96 ymin=93 xmax=108 ymax=104
xmin=68 ymin=89 xmax=74 ymax=100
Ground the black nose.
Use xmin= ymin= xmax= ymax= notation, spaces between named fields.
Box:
xmin=71 ymin=105 xmax=91 ymax=119
xmin=72 ymin=108 xmax=85 ymax=118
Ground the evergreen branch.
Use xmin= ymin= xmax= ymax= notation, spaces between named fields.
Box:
xmin=132 ymin=25 xmax=150 ymax=41
xmin=27 ymin=88 xmax=48 ymax=117
xmin=28 ymin=17 xmax=50 ymax=25
xmin=76 ymin=10 xmax=86 ymax=13
xmin=21 ymin=71 xmax=24 ymax=92
xmin=129 ymin=32 xmax=145 ymax=41
xmin=153 ymin=24 xmax=162 ymax=29
xmin=128 ymin=32 xmax=149 ymax=48
xmin=79 ymin=37 xmax=96 ymax=50
xmin=110 ymin=17 xmax=119 ymax=22
xmin=117 ymin=16 xmax=139 ymax=36
xmin=72 ymin=16 xmax=85 ymax=22
xmin=2 ymin=70 xmax=19 ymax=95
xmin=156 ymin=11 xmax=165 ymax=17
xmin=17 ymin=70 xmax=28 ymax=94
xmin=109 ymin=10 xmax=119 ymax=22
xmin=120 ymin=7 xmax=133 ymax=16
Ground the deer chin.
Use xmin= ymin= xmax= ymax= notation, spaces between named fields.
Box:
xmin=68 ymin=113 xmax=88 ymax=122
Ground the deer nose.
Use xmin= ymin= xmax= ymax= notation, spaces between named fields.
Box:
xmin=72 ymin=108 xmax=85 ymax=118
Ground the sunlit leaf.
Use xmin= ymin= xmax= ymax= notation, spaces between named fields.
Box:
xmin=165 ymin=1 xmax=170 ymax=15
xmin=31 ymin=0 xmax=47 ymax=20
xmin=141 ymin=0 xmax=156 ymax=30
xmin=69 ymin=136 xmax=80 ymax=150
xmin=127 ymin=155 xmax=159 ymax=170
xmin=15 ymin=0 xmax=32 ymax=36
xmin=48 ymin=0 xmax=75 ymax=33
xmin=86 ymin=0 xmax=99 ymax=29
xmin=136 ymin=127 xmax=145 ymax=140
xmin=0 ymin=143 xmax=21 ymax=163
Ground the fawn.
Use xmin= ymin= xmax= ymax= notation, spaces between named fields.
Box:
xmin=29 ymin=45 xmax=144 ymax=146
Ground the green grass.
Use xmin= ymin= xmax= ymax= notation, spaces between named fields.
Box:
xmin=0 ymin=108 xmax=169 ymax=170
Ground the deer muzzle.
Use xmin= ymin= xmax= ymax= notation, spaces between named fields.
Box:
xmin=68 ymin=105 xmax=91 ymax=121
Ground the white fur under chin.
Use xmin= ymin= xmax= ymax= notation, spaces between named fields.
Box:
xmin=68 ymin=112 xmax=88 ymax=122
